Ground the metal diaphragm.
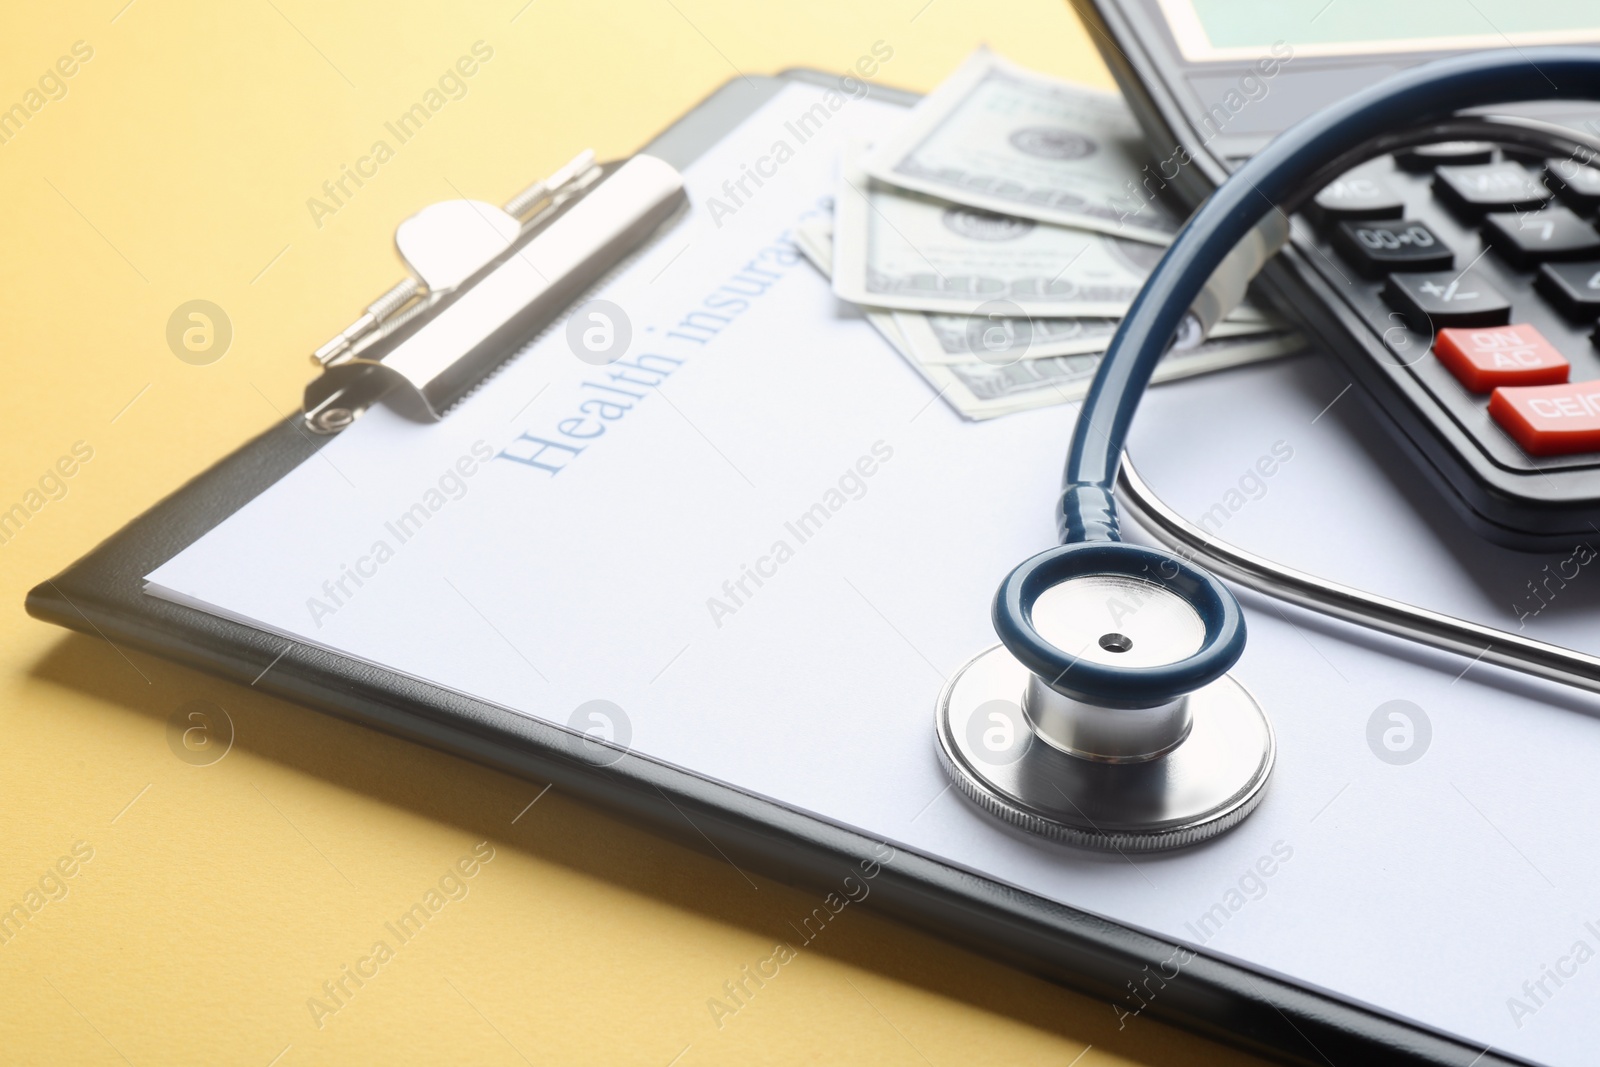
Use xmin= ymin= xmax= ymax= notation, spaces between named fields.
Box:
xmin=934 ymin=638 xmax=1274 ymax=852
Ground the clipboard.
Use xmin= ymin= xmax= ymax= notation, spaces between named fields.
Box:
xmin=25 ymin=69 xmax=1529 ymax=1067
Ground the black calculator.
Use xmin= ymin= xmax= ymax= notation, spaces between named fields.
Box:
xmin=1077 ymin=0 xmax=1600 ymax=551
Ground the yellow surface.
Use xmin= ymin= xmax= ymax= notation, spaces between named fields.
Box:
xmin=0 ymin=2 xmax=1271 ymax=1063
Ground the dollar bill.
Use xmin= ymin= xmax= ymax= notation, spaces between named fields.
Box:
xmin=894 ymin=301 xmax=1275 ymax=365
xmin=796 ymin=215 xmax=1304 ymax=420
xmin=896 ymin=308 xmax=1123 ymax=363
xmin=862 ymin=48 xmax=1179 ymax=244
xmin=793 ymin=216 xmax=838 ymax=286
xmin=907 ymin=331 xmax=1307 ymax=420
xmin=834 ymin=140 xmax=1164 ymax=317
xmin=800 ymin=215 xmax=1273 ymax=364
xmin=833 ymin=140 xmax=1244 ymax=319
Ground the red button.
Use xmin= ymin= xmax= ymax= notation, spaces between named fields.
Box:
xmin=1490 ymin=382 xmax=1600 ymax=455
xmin=1434 ymin=325 xmax=1569 ymax=392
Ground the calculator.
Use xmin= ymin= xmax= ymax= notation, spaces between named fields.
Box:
xmin=1076 ymin=0 xmax=1600 ymax=551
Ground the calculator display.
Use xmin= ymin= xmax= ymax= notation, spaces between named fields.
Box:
xmin=1156 ymin=0 xmax=1600 ymax=62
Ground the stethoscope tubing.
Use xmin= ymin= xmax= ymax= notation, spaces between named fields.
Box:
xmin=1117 ymin=455 xmax=1600 ymax=697
xmin=1061 ymin=49 xmax=1600 ymax=546
xmin=1102 ymin=111 xmax=1600 ymax=699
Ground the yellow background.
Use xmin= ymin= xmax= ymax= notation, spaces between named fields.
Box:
xmin=0 ymin=2 xmax=1267 ymax=1063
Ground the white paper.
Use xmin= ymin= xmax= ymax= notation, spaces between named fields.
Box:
xmin=148 ymin=82 xmax=1600 ymax=1065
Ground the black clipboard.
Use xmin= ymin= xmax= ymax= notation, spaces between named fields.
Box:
xmin=26 ymin=69 xmax=1530 ymax=1067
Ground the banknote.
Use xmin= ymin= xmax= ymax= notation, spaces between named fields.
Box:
xmin=862 ymin=49 xmax=1179 ymax=244
xmin=799 ymin=215 xmax=1272 ymax=364
xmin=795 ymin=216 xmax=1305 ymax=420
xmin=834 ymin=141 xmax=1231 ymax=319
xmin=793 ymin=216 xmax=838 ymax=288
xmin=897 ymin=308 xmax=1124 ymax=363
xmin=908 ymin=331 xmax=1307 ymax=420
xmin=894 ymin=301 xmax=1273 ymax=365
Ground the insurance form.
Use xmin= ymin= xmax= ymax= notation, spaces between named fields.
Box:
xmin=148 ymin=81 xmax=1600 ymax=1065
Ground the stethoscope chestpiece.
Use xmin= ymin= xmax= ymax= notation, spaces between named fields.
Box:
xmin=935 ymin=542 xmax=1274 ymax=851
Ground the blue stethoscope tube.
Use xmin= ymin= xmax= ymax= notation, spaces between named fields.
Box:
xmin=995 ymin=49 xmax=1600 ymax=709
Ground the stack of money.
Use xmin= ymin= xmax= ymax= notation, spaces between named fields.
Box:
xmin=804 ymin=49 xmax=1305 ymax=420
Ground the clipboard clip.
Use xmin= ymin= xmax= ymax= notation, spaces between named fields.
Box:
xmin=303 ymin=150 xmax=687 ymax=434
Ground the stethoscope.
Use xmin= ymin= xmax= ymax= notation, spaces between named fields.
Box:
xmin=935 ymin=49 xmax=1600 ymax=851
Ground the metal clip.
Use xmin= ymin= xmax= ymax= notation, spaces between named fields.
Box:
xmin=310 ymin=150 xmax=602 ymax=371
xmin=302 ymin=151 xmax=685 ymax=433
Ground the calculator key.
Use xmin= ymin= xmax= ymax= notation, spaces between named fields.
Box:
xmin=1395 ymin=141 xmax=1494 ymax=171
xmin=1384 ymin=270 xmax=1513 ymax=331
xmin=1333 ymin=219 xmax=1453 ymax=277
xmin=1433 ymin=325 xmax=1570 ymax=392
xmin=1545 ymin=158 xmax=1600 ymax=213
xmin=1482 ymin=206 xmax=1600 ymax=269
xmin=1309 ymin=172 xmax=1405 ymax=226
xmin=1434 ymin=162 xmax=1551 ymax=219
xmin=1535 ymin=261 xmax=1600 ymax=320
xmin=1489 ymin=381 xmax=1600 ymax=455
